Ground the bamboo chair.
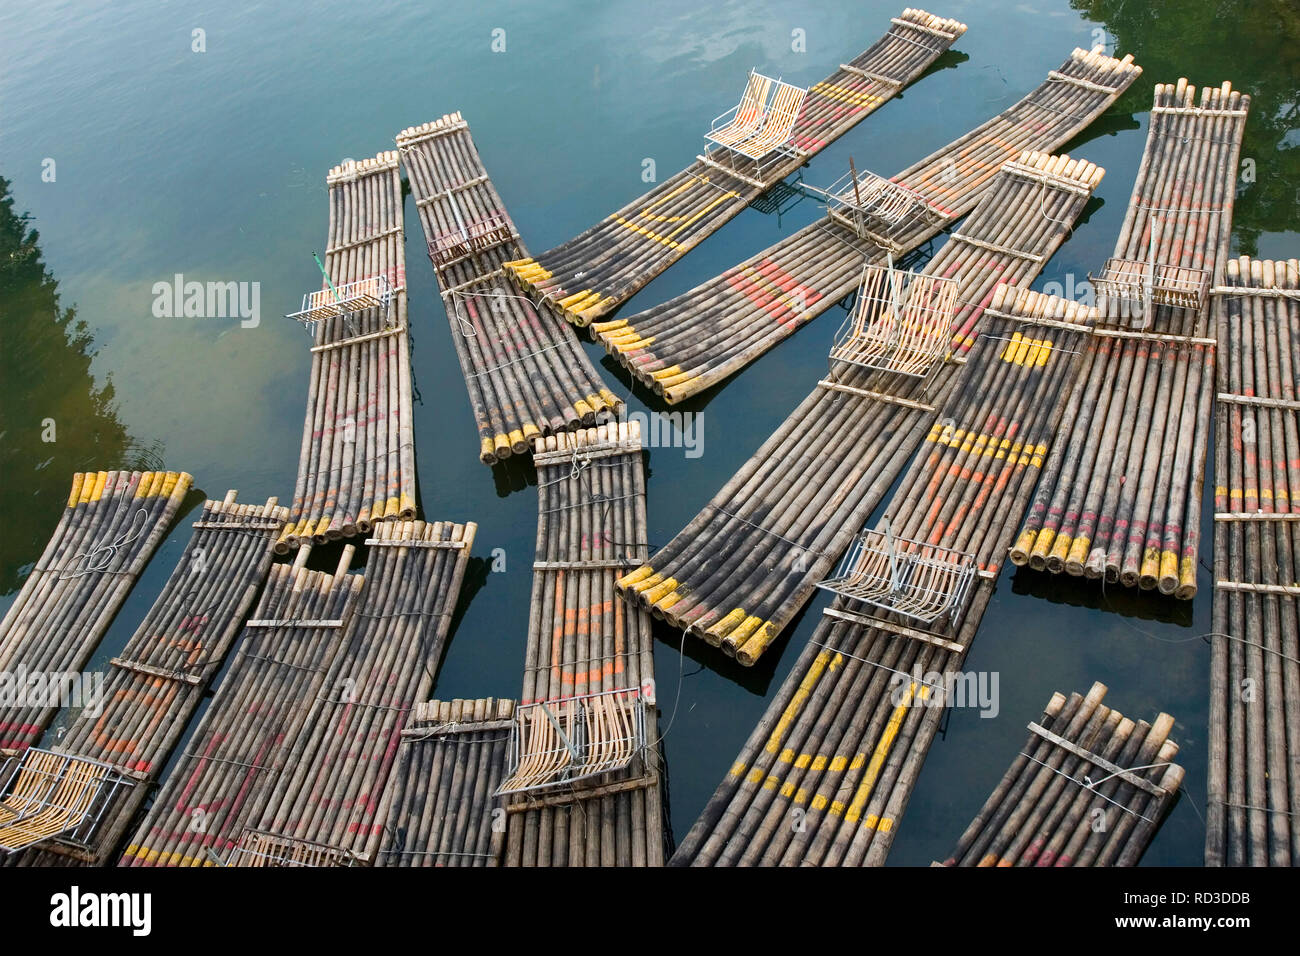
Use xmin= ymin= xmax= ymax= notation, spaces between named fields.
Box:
xmin=288 ymin=274 xmax=392 ymax=325
xmin=704 ymin=71 xmax=774 ymax=151
xmin=497 ymin=688 xmax=646 ymax=795
xmin=821 ymin=168 xmax=947 ymax=252
xmin=829 ymin=260 xmax=959 ymax=377
xmin=427 ymin=187 xmax=516 ymax=268
xmin=0 ymin=749 xmax=128 ymax=854
xmin=817 ymin=521 xmax=977 ymax=629
xmin=227 ymin=829 xmax=359 ymax=867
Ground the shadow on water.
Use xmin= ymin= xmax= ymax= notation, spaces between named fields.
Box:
xmin=490 ymin=453 xmax=538 ymax=498
xmin=1009 ymin=564 xmax=1197 ymax=628
xmin=0 ymin=175 xmax=147 ymax=595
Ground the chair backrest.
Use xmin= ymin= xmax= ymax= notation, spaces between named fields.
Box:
xmin=737 ymin=71 xmax=773 ymax=125
xmin=763 ymin=81 xmax=807 ymax=139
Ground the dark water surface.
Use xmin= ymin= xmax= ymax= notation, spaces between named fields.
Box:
xmin=0 ymin=0 xmax=1296 ymax=866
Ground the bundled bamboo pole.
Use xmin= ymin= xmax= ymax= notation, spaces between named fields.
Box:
xmin=376 ymin=698 xmax=517 ymax=867
xmin=233 ymin=519 xmax=476 ymax=865
xmin=503 ymin=422 xmax=666 ymax=866
xmin=397 ymin=114 xmax=624 ymax=464
xmin=0 ymin=471 xmax=192 ymax=753
xmin=503 ymin=9 xmax=967 ymax=327
xmin=940 ymin=683 xmax=1184 ymax=866
xmin=672 ymin=285 xmax=1099 ymax=864
xmin=1206 ymin=257 xmax=1300 ymax=867
xmin=280 ymin=152 xmax=416 ymax=553
xmin=1012 ymin=82 xmax=1250 ymax=597
xmin=11 ymin=493 xmax=287 ymax=865
xmin=620 ymin=151 xmax=1105 ymax=667
xmin=119 ymin=549 xmax=364 ymax=866
xmin=594 ymin=48 xmax=1141 ymax=402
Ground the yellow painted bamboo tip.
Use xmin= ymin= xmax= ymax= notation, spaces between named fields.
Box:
xmin=160 ymin=471 xmax=180 ymax=497
xmin=656 ymin=590 xmax=683 ymax=611
xmin=583 ymin=393 xmax=603 ymax=413
xmin=87 ymin=471 xmax=113 ymax=502
xmin=617 ymin=565 xmax=655 ymax=589
xmin=1157 ymin=550 xmax=1179 ymax=585
xmin=1063 ymin=535 xmax=1090 ymax=574
xmin=507 ymin=428 xmax=527 ymax=453
xmin=728 ymin=614 xmax=764 ymax=644
xmin=650 ymin=366 xmax=683 ymax=381
xmin=1175 ymin=557 xmax=1197 ymax=600
xmin=398 ymin=492 xmax=416 ymax=515
xmin=598 ymin=388 xmax=622 ymax=409
xmin=491 ymin=431 xmax=511 ymax=453
xmin=576 ymin=294 xmax=605 ymax=316
xmin=312 ymin=515 xmax=333 ymax=538
xmin=521 ymin=422 xmax=541 ymax=441
xmin=480 ymin=436 xmax=496 ymax=462
xmin=591 ymin=319 xmax=628 ymax=333
xmin=706 ymin=607 xmax=748 ymax=640
xmin=658 ymin=370 xmax=693 ymax=388
xmin=642 ymin=577 xmax=678 ymax=604
xmin=628 ymin=571 xmax=664 ymax=595
xmin=559 ymin=289 xmax=594 ymax=309
xmin=573 ymin=399 xmax=594 ymax=418
xmin=66 ymin=473 xmax=85 ymax=507
xmin=381 ymin=496 xmax=399 ymax=519
xmin=1009 ymin=530 xmax=1037 ymax=565
xmin=737 ymin=622 xmax=779 ymax=666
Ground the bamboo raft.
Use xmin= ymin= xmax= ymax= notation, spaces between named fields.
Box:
xmin=120 ymin=551 xmax=365 ymax=866
xmin=504 ymin=422 xmax=666 ymax=865
xmin=229 ymin=520 xmax=476 ymax=866
xmin=594 ymin=48 xmax=1142 ymax=403
xmin=672 ymin=287 xmax=1099 ymax=865
xmin=1011 ymin=82 xmax=1250 ymax=596
xmin=1206 ymin=257 xmax=1300 ymax=867
xmin=504 ymin=9 xmax=968 ymax=327
xmin=0 ymin=471 xmax=191 ymax=753
xmin=397 ymin=114 xmax=622 ymax=465
xmin=940 ymin=683 xmax=1184 ymax=866
xmin=376 ymin=698 xmax=517 ymax=867
xmin=8 ymin=493 xmax=286 ymax=864
xmin=619 ymin=151 xmax=1106 ymax=666
xmin=279 ymin=152 xmax=416 ymax=552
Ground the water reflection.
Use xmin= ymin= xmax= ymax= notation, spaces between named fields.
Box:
xmin=0 ymin=175 xmax=142 ymax=594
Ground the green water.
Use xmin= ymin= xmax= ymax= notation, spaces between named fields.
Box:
xmin=0 ymin=0 xmax=1296 ymax=866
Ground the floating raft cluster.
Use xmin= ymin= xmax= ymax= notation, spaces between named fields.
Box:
xmin=594 ymin=48 xmax=1142 ymax=403
xmin=281 ymin=152 xmax=416 ymax=551
xmin=503 ymin=9 xmax=967 ymax=326
xmin=0 ymin=471 xmax=190 ymax=753
xmin=619 ymin=150 xmax=1105 ymax=665
xmin=121 ymin=551 xmax=365 ymax=866
xmin=672 ymin=287 xmax=1097 ymax=865
xmin=1011 ymin=82 xmax=1250 ymax=596
xmin=504 ymin=423 xmax=666 ymax=866
xmin=941 ymin=683 xmax=1183 ymax=866
xmin=14 ymin=493 xmax=286 ymax=864
xmin=398 ymin=113 xmax=621 ymax=464
xmin=232 ymin=520 xmax=476 ymax=866
xmin=1207 ymin=258 xmax=1300 ymax=867
xmin=377 ymin=698 xmax=517 ymax=867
